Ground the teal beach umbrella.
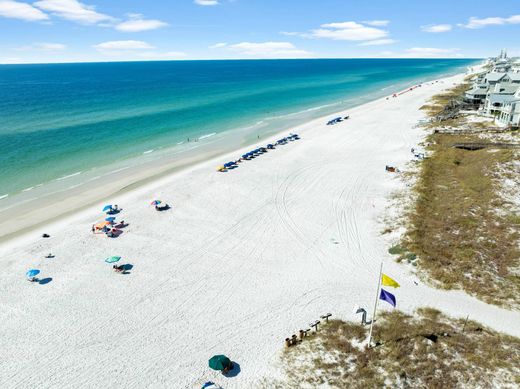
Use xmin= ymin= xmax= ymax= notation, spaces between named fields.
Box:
xmin=208 ymin=355 xmax=231 ymax=371
xmin=105 ymin=256 xmax=121 ymax=264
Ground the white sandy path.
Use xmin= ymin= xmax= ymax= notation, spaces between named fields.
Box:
xmin=1 ymin=72 xmax=518 ymax=389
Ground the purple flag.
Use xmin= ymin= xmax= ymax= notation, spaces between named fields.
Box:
xmin=380 ymin=288 xmax=396 ymax=307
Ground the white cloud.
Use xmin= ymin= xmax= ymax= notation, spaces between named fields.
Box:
xmin=34 ymin=0 xmax=113 ymax=24
xmin=93 ymin=41 xmax=186 ymax=61
xmin=37 ymin=42 xmax=66 ymax=50
xmin=378 ymin=48 xmax=462 ymax=58
xmin=459 ymin=14 xmax=520 ymax=29
xmin=214 ymin=41 xmax=312 ymax=58
xmin=404 ymin=47 xmax=461 ymax=57
xmin=279 ymin=31 xmax=304 ymax=37
xmin=0 ymin=56 xmax=25 ymax=64
xmin=16 ymin=42 xmax=66 ymax=51
xmin=421 ymin=24 xmax=452 ymax=33
xmin=0 ymin=0 xmax=48 ymax=21
xmin=194 ymin=0 xmax=219 ymax=5
xmin=363 ymin=20 xmax=389 ymax=27
xmin=115 ymin=14 xmax=168 ymax=32
xmin=358 ymin=39 xmax=396 ymax=46
xmin=312 ymin=21 xmax=388 ymax=41
xmin=136 ymin=51 xmax=187 ymax=59
xmin=209 ymin=42 xmax=227 ymax=49
xmin=94 ymin=40 xmax=154 ymax=51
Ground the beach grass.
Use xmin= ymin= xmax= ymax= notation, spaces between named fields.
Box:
xmin=261 ymin=309 xmax=520 ymax=388
xmin=397 ymin=78 xmax=520 ymax=308
xmin=404 ymin=132 xmax=520 ymax=308
xmin=419 ymin=82 xmax=472 ymax=117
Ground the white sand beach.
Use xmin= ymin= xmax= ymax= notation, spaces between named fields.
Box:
xmin=1 ymin=71 xmax=518 ymax=388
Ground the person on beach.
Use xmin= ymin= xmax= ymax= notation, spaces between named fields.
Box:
xmin=113 ymin=264 xmax=124 ymax=273
xmin=91 ymin=225 xmax=95 ymax=234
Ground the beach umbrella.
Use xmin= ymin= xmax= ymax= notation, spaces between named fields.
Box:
xmin=95 ymin=221 xmax=110 ymax=229
xmin=151 ymin=200 xmax=162 ymax=206
xmin=208 ymin=355 xmax=231 ymax=371
xmin=102 ymin=205 xmax=112 ymax=212
xmin=105 ymin=216 xmax=116 ymax=222
xmin=105 ymin=256 xmax=121 ymax=264
xmin=26 ymin=269 xmax=40 ymax=278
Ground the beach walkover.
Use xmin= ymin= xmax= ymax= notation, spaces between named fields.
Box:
xmin=1 ymin=71 xmax=519 ymax=389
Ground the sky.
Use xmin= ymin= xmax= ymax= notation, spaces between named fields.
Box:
xmin=0 ymin=0 xmax=519 ymax=64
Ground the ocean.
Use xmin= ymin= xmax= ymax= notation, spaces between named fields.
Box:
xmin=0 ymin=58 xmax=477 ymax=208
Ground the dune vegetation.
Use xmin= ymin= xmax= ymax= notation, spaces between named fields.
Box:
xmin=261 ymin=309 xmax=520 ymax=388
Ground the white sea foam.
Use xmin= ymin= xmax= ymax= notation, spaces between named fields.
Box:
xmin=109 ymin=167 xmax=129 ymax=174
xmin=381 ymin=84 xmax=396 ymax=91
xmin=198 ymin=132 xmax=216 ymax=140
xmin=55 ymin=172 xmax=81 ymax=181
xmin=22 ymin=187 xmax=34 ymax=192
xmin=0 ymin=194 xmax=8 ymax=200
xmin=143 ymin=149 xmax=154 ymax=154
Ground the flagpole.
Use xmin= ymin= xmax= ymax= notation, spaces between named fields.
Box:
xmin=367 ymin=261 xmax=383 ymax=347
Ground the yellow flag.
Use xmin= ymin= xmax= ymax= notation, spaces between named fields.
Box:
xmin=382 ymin=273 xmax=400 ymax=288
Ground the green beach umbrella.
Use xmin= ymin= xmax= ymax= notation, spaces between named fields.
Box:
xmin=208 ymin=355 xmax=231 ymax=371
xmin=105 ymin=256 xmax=121 ymax=264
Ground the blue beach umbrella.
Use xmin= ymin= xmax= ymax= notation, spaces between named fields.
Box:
xmin=151 ymin=200 xmax=161 ymax=206
xmin=105 ymin=256 xmax=121 ymax=264
xmin=103 ymin=205 xmax=112 ymax=212
xmin=105 ymin=216 xmax=116 ymax=222
xmin=26 ymin=269 xmax=40 ymax=278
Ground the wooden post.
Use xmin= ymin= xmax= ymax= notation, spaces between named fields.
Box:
xmin=285 ymin=338 xmax=291 ymax=347
xmin=321 ymin=313 xmax=332 ymax=323
xmin=462 ymin=315 xmax=469 ymax=333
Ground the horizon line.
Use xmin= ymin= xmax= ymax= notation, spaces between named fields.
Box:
xmin=0 ymin=57 xmax=484 ymax=66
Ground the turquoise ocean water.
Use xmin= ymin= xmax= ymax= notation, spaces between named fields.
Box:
xmin=0 ymin=59 xmax=477 ymax=206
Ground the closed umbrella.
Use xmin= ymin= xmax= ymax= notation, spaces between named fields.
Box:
xmin=105 ymin=256 xmax=121 ymax=264
xmin=208 ymin=355 xmax=231 ymax=371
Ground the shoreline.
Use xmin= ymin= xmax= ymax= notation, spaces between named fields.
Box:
xmin=3 ymin=67 xmax=519 ymax=389
xmin=0 ymin=66 xmax=475 ymax=244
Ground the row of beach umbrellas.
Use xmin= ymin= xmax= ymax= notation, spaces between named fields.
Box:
xmin=217 ymin=133 xmax=300 ymax=172
xmin=26 ymin=255 xmax=121 ymax=280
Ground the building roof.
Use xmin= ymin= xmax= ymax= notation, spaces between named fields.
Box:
xmin=486 ymin=72 xmax=507 ymax=82
xmin=507 ymin=72 xmax=520 ymax=81
xmin=489 ymin=94 xmax=516 ymax=105
xmin=493 ymin=84 xmax=520 ymax=94
xmin=465 ymin=87 xmax=487 ymax=96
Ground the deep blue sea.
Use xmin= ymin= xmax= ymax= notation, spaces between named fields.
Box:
xmin=0 ymin=59 xmax=477 ymax=203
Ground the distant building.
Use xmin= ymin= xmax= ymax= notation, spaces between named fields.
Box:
xmin=464 ymin=50 xmax=520 ymax=127
xmin=483 ymin=83 xmax=518 ymax=115
xmin=495 ymin=89 xmax=520 ymax=127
